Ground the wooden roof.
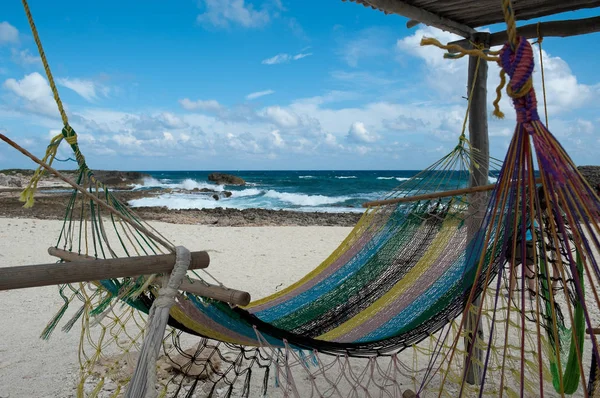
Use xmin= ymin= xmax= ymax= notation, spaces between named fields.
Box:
xmin=345 ymin=0 xmax=600 ymax=37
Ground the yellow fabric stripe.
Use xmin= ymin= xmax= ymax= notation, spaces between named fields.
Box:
xmin=169 ymin=305 xmax=256 ymax=346
xmin=318 ymin=216 xmax=461 ymax=341
xmin=246 ymin=208 xmax=377 ymax=308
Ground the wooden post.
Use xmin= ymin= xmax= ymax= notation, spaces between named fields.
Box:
xmin=464 ymin=32 xmax=490 ymax=386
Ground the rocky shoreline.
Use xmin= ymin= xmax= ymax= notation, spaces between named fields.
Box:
xmin=0 ymin=170 xmax=362 ymax=227
xmin=3 ymin=165 xmax=600 ymax=227
xmin=0 ymin=189 xmax=362 ymax=226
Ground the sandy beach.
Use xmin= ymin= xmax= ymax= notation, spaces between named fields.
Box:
xmin=1 ymin=178 xmax=599 ymax=398
xmin=0 ymin=217 xmax=352 ymax=397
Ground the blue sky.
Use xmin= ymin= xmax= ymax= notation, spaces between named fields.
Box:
xmin=1 ymin=1 xmax=599 ymax=171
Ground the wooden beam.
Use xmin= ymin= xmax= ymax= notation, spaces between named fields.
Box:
xmin=359 ymin=0 xmax=475 ymax=38
xmin=406 ymin=19 xmax=420 ymax=28
xmin=362 ymin=183 xmax=496 ymax=207
xmin=0 ymin=249 xmax=210 ymax=291
xmin=48 ymin=248 xmax=251 ymax=306
xmin=448 ymin=16 xmax=600 ymax=50
xmin=363 ymin=176 xmax=543 ymax=208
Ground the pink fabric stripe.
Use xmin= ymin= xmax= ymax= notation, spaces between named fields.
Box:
xmin=249 ymin=210 xmax=392 ymax=313
xmin=335 ymin=229 xmax=466 ymax=342
xmin=175 ymin=297 xmax=259 ymax=346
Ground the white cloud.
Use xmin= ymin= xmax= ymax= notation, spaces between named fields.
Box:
xmin=396 ymin=26 xmax=465 ymax=96
xmin=11 ymin=48 xmax=41 ymax=66
xmin=197 ymin=0 xmax=270 ymax=28
xmin=0 ymin=22 xmax=19 ymax=45
xmin=158 ymin=112 xmax=188 ymax=129
xmin=347 ymin=121 xmax=378 ymax=143
xmin=293 ymin=52 xmax=312 ymax=60
xmin=324 ymin=133 xmax=340 ymax=148
xmin=354 ymin=145 xmax=369 ymax=155
xmin=57 ymin=78 xmax=109 ymax=102
xmin=262 ymin=52 xmax=312 ymax=65
xmin=262 ymin=53 xmax=290 ymax=65
xmin=271 ymin=129 xmax=284 ymax=147
xmin=179 ymin=98 xmax=222 ymax=112
xmin=3 ymin=72 xmax=58 ymax=117
xmin=246 ymin=89 xmax=274 ymax=100
xmin=338 ymin=27 xmax=391 ymax=68
xmin=533 ymin=49 xmax=594 ymax=114
xmin=262 ymin=106 xmax=299 ymax=128
xmin=225 ymin=132 xmax=263 ymax=153
xmin=397 ymin=27 xmax=598 ymax=118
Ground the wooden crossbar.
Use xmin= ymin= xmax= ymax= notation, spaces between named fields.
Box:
xmin=363 ymin=177 xmax=543 ymax=208
xmin=0 ymin=250 xmax=210 ymax=291
xmin=49 ymin=248 xmax=251 ymax=306
xmin=0 ymin=248 xmax=251 ymax=306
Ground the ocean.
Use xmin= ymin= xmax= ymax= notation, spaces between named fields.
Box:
xmin=128 ymin=170 xmax=499 ymax=213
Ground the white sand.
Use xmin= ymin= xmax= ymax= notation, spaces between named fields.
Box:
xmin=0 ymin=217 xmax=351 ymax=398
xmin=1 ymin=217 xmax=599 ymax=398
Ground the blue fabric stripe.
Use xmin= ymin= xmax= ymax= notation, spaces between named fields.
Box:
xmin=253 ymin=210 xmax=414 ymax=323
xmin=357 ymin=231 xmax=486 ymax=342
xmin=187 ymin=295 xmax=286 ymax=348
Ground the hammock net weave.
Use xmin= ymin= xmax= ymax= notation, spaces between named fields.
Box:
xmin=7 ymin=0 xmax=600 ymax=396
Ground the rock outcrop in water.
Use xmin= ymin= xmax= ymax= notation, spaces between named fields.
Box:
xmin=93 ymin=170 xmax=151 ymax=188
xmin=207 ymin=173 xmax=245 ymax=186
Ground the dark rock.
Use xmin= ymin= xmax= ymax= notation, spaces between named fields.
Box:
xmin=92 ymin=170 xmax=151 ymax=188
xmin=192 ymin=187 xmax=216 ymax=193
xmin=212 ymin=194 xmax=219 ymax=201
xmin=577 ymin=166 xmax=600 ymax=191
xmin=223 ymin=191 xmax=232 ymax=198
xmin=207 ymin=173 xmax=245 ymax=186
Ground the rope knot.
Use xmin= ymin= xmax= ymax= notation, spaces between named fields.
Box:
xmin=498 ymin=37 xmax=540 ymax=124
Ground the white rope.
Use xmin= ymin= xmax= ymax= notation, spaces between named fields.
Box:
xmin=125 ymin=246 xmax=191 ymax=398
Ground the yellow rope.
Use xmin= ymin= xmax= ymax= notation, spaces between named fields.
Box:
xmin=423 ymin=0 xmax=530 ymax=120
xmin=19 ymin=131 xmax=64 ymax=207
xmin=492 ymin=70 xmax=507 ymax=119
xmin=501 ymin=0 xmax=518 ymax=49
xmin=419 ymin=37 xmax=500 ymax=62
xmin=419 ymin=36 xmax=512 ymax=120
xmin=19 ymin=0 xmax=85 ymax=207
xmin=21 ymin=0 xmax=69 ymax=126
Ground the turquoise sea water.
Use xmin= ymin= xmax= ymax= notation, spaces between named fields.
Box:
xmin=128 ymin=170 xmax=499 ymax=213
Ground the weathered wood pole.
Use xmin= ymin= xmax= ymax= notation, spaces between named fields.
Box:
xmin=464 ymin=32 xmax=491 ymax=386
xmin=0 ymin=249 xmax=210 ymax=291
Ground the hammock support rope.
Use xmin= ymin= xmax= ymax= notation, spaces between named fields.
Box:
xmin=4 ymin=0 xmax=600 ymax=396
